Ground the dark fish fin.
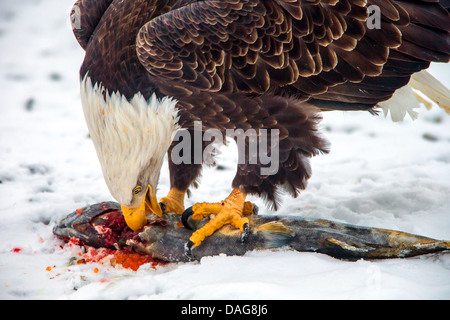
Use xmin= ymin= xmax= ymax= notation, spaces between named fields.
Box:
xmin=256 ymin=221 xmax=295 ymax=248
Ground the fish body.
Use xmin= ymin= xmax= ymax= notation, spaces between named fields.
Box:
xmin=54 ymin=202 xmax=449 ymax=262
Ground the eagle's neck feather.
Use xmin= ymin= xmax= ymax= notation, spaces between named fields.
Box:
xmin=80 ymin=76 xmax=180 ymax=205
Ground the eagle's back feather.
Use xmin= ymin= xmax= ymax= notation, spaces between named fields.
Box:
xmin=73 ymin=0 xmax=450 ymax=207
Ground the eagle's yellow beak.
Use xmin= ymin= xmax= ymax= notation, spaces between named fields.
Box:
xmin=121 ymin=185 xmax=163 ymax=231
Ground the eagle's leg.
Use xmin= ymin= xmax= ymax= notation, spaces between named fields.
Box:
xmin=158 ymin=140 xmax=204 ymax=215
xmin=185 ymin=188 xmax=250 ymax=250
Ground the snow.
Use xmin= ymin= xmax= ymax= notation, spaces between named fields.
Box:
xmin=0 ymin=0 xmax=449 ymax=300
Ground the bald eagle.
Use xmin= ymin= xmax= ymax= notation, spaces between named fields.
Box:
xmin=71 ymin=0 xmax=450 ymax=250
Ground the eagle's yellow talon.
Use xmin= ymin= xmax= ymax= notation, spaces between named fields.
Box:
xmin=191 ymin=202 xmax=224 ymax=220
xmin=191 ymin=200 xmax=255 ymax=220
xmin=159 ymin=188 xmax=185 ymax=215
xmin=188 ymin=189 xmax=248 ymax=247
xmin=243 ymin=201 xmax=256 ymax=216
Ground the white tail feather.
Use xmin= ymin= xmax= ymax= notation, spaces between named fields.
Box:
xmin=409 ymin=70 xmax=450 ymax=114
xmin=379 ymin=85 xmax=420 ymax=122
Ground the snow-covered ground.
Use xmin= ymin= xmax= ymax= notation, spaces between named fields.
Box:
xmin=0 ymin=0 xmax=449 ymax=300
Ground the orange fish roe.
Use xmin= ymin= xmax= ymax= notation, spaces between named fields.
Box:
xmin=46 ymin=266 xmax=52 ymax=271
xmin=110 ymin=251 xmax=157 ymax=271
xmin=78 ymin=246 xmax=158 ymax=271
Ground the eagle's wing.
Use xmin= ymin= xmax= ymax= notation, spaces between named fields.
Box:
xmin=136 ymin=0 xmax=450 ymax=110
xmin=71 ymin=0 xmax=114 ymax=50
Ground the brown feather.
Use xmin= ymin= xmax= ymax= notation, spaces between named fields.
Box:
xmin=74 ymin=0 xmax=450 ymax=209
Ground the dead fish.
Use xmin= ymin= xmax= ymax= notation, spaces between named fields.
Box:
xmin=53 ymin=201 xmax=450 ymax=262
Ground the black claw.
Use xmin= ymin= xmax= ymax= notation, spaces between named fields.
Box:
xmin=185 ymin=240 xmax=194 ymax=258
xmin=181 ymin=206 xmax=195 ymax=230
xmin=159 ymin=202 xmax=166 ymax=214
xmin=241 ymin=222 xmax=250 ymax=243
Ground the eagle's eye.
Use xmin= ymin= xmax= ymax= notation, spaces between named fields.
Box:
xmin=133 ymin=186 xmax=143 ymax=195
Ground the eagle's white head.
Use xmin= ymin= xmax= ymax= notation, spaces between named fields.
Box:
xmin=80 ymin=75 xmax=180 ymax=230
